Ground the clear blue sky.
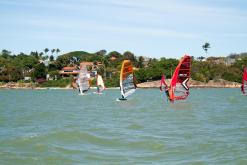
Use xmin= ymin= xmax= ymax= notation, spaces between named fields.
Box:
xmin=0 ymin=0 xmax=246 ymax=58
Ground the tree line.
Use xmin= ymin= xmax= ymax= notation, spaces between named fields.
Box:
xmin=0 ymin=49 xmax=246 ymax=87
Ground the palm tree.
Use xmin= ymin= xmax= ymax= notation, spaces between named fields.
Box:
xmin=50 ymin=49 xmax=55 ymax=61
xmin=44 ymin=48 xmax=49 ymax=56
xmin=51 ymin=49 xmax=56 ymax=54
xmin=202 ymin=42 xmax=210 ymax=55
xmin=56 ymin=48 xmax=60 ymax=56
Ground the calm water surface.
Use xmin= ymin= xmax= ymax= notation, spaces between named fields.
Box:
xmin=0 ymin=88 xmax=247 ymax=164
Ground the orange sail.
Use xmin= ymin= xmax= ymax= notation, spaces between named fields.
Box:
xmin=119 ymin=60 xmax=136 ymax=99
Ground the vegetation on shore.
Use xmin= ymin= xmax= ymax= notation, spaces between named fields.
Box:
xmin=0 ymin=49 xmax=246 ymax=87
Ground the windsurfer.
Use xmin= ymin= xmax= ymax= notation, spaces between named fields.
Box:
xmin=76 ymin=79 xmax=81 ymax=93
xmin=164 ymin=86 xmax=171 ymax=101
xmin=165 ymin=88 xmax=169 ymax=97
xmin=241 ymin=84 xmax=245 ymax=94
xmin=96 ymin=85 xmax=100 ymax=93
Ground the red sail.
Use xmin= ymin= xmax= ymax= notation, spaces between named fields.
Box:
xmin=241 ymin=67 xmax=247 ymax=95
xmin=169 ymin=55 xmax=191 ymax=101
xmin=160 ymin=75 xmax=168 ymax=91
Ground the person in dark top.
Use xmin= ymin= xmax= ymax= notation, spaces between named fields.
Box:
xmin=165 ymin=88 xmax=170 ymax=98
xmin=164 ymin=86 xmax=171 ymax=101
xmin=96 ymin=86 xmax=100 ymax=93
xmin=241 ymin=84 xmax=245 ymax=94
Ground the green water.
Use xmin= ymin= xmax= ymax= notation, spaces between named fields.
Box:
xmin=0 ymin=88 xmax=247 ymax=164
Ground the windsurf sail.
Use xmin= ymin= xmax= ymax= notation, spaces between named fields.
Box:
xmin=160 ymin=75 xmax=168 ymax=91
xmin=77 ymin=66 xmax=90 ymax=94
xmin=97 ymin=74 xmax=105 ymax=93
xmin=241 ymin=67 xmax=247 ymax=95
xmin=119 ymin=60 xmax=136 ymax=99
xmin=168 ymin=55 xmax=191 ymax=101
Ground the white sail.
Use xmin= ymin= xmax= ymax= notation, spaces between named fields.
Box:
xmin=97 ymin=75 xmax=105 ymax=92
xmin=78 ymin=66 xmax=90 ymax=94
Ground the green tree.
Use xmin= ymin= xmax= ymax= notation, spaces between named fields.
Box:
xmin=138 ymin=56 xmax=144 ymax=68
xmin=135 ymin=68 xmax=147 ymax=82
xmin=38 ymin=52 xmax=44 ymax=60
xmin=49 ymin=55 xmax=54 ymax=61
xmin=123 ymin=51 xmax=137 ymax=66
xmin=96 ymin=49 xmax=107 ymax=56
xmin=30 ymin=51 xmax=39 ymax=59
xmin=1 ymin=49 xmax=11 ymax=58
xmin=32 ymin=63 xmax=47 ymax=80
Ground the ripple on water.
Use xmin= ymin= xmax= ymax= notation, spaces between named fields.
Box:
xmin=127 ymin=123 xmax=144 ymax=130
xmin=0 ymin=88 xmax=247 ymax=164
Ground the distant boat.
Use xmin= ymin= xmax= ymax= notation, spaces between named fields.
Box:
xmin=96 ymin=74 xmax=105 ymax=94
xmin=118 ymin=60 xmax=136 ymax=101
xmin=77 ymin=66 xmax=90 ymax=95
xmin=241 ymin=66 xmax=247 ymax=95
xmin=160 ymin=55 xmax=191 ymax=102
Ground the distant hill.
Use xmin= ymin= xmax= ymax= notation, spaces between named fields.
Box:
xmin=59 ymin=51 xmax=95 ymax=60
xmin=56 ymin=51 xmax=104 ymax=68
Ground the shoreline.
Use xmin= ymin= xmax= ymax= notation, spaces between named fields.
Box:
xmin=0 ymin=86 xmax=241 ymax=89
xmin=137 ymin=79 xmax=241 ymax=88
xmin=0 ymin=79 xmax=241 ymax=90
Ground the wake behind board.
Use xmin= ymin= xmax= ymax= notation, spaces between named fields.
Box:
xmin=93 ymin=92 xmax=103 ymax=95
xmin=116 ymin=98 xmax=127 ymax=101
xmin=118 ymin=97 xmax=127 ymax=101
xmin=79 ymin=93 xmax=89 ymax=96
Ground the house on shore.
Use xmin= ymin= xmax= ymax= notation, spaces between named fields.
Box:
xmin=59 ymin=66 xmax=79 ymax=78
xmin=59 ymin=61 xmax=103 ymax=78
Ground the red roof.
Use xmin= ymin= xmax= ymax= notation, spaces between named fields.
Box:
xmin=62 ymin=67 xmax=77 ymax=70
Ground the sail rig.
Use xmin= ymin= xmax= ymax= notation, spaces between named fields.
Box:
xmin=96 ymin=74 xmax=105 ymax=93
xmin=160 ymin=55 xmax=191 ymax=102
xmin=241 ymin=67 xmax=247 ymax=95
xmin=77 ymin=66 xmax=90 ymax=94
xmin=119 ymin=60 xmax=136 ymax=100
xmin=160 ymin=75 xmax=168 ymax=91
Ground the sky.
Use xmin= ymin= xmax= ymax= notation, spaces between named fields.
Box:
xmin=0 ymin=0 xmax=247 ymax=58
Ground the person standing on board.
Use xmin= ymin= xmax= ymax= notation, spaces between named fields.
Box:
xmin=96 ymin=85 xmax=100 ymax=94
xmin=241 ymin=84 xmax=245 ymax=95
xmin=76 ymin=78 xmax=81 ymax=93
